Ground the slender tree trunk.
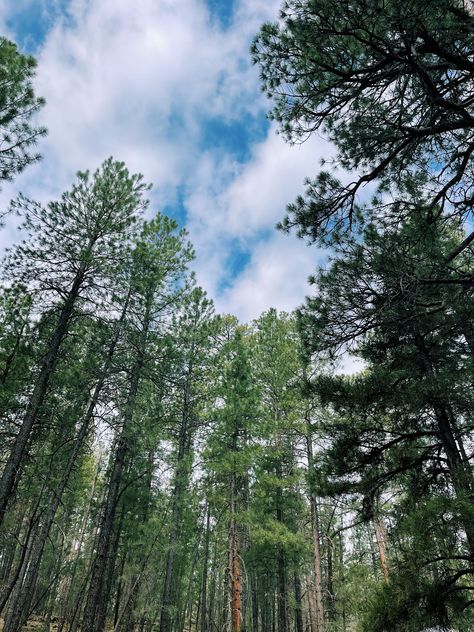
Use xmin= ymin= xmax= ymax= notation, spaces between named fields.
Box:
xmin=207 ymin=536 xmax=218 ymax=632
xmin=305 ymin=575 xmax=316 ymax=632
xmin=180 ymin=520 xmax=203 ymax=632
xmin=159 ymin=372 xmax=194 ymax=632
xmin=232 ymin=539 xmax=241 ymax=632
xmin=199 ymin=504 xmax=211 ymax=632
xmin=82 ymin=293 xmax=150 ymax=632
xmin=226 ymin=476 xmax=241 ymax=632
xmin=294 ymin=573 xmax=303 ymax=632
xmin=373 ymin=516 xmax=389 ymax=584
xmin=250 ymin=570 xmax=259 ymax=632
xmin=305 ymin=428 xmax=325 ymax=632
xmin=326 ymin=536 xmax=334 ymax=622
xmin=339 ymin=533 xmax=346 ymax=632
xmin=81 ymin=432 xmax=128 ymax=632
xmin=277 ymin=548 xmax=287 ymax=632
xmin=415 ymin=333 xmax=474 ymax=554
xmin=0 ymin=268 xmax=86 ymax=527
xmin=56 ymin=459 xmax=101 ymax=632
xmin=113 ymin=544 xmax=128 ymax=629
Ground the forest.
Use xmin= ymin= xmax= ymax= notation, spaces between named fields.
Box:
xmin=0 ymin=0 xmax=472 ymax=631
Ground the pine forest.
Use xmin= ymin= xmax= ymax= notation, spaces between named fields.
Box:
xmin=0 ymin=1 xmax=472 ymax=631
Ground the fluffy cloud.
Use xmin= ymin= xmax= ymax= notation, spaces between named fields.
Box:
xmin=0 ymin=0 xmax=329 ymax=327
xmin=185 ymin=125 xmax=332 ymax=316
xmin=214 ymin=233 xmax=325 ymax=322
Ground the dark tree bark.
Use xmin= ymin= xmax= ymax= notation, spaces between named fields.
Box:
xmin=294 ymin=573 xmax=303 ymax=632
xmin=2 ymin=291 xmax=131 ymax=632
xmin=159 ymin=371 xmax=194 ymax=632
xmin=415 ymin=333 xmax=474 ymax=555
xmin=305 ymin=426 xmax=325 ymax=631
xmin=0 ymin=267 xmax=86 ymax=527
xmin=82 ymin=299 xmax=150 ymax=632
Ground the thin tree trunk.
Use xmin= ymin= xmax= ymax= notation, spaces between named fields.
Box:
xmin=294 ymin=573 xmax=303 ymax=632
xmin=82 ymin=294 xmax=149 ymax=632
xmin=373 ymin=516 xmax=389 ymax=584
xmin=232 ymin=540 xmax=241 ymax=632
xmin=250 ymin=570 xmax=258 ymax=632
xmin=326 ymin=536 xmax=334 ymax=622
xmin=199 ymin=504 xmax=211 ymax=632
xmin=159 ymin=372 xmax=193 ymax=632
xmin=81 ymin=432 xmax=128 ymax=632
xmin=415 ymin=333 xmax=474 ymax=554
xmin=305 ymin=575 xmax=316 ymax=632
xmin=339 ymin=533 xmax=346 ymax=632
xmin=0 ymin=267 xmax=86 ymax=527
xmin=56 ymin=458 xmax=101 ymax=632
xmin=207 ymin=535 xmax=218 ymax=632
xmin=277 ymin=548 xmax=287 ymax=632
xmin=305 ymin=428 xmax=324 ymax=632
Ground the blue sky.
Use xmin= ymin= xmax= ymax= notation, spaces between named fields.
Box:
xmin=0 ymin=0 xmax=330 ymax=323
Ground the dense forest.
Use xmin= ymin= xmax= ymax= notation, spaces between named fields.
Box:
xmin=0 ymin=1 xmax=473 ymax=631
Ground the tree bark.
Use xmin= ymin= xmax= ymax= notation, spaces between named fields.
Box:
xmin=2 ymin=291 xmax=131 ymax=632
xmin=373 ymin=515 xmax=389 ymax=584
xmin=415 ymin=333 xmax=474 ymax=555
xmin=0 ymin=267 xmax=86 ymax=527
xmin=294 ymin=573 xmax=303 ymax=632
xmin=199 ymin=504 xmax=211 ymax=632
xmin=82 ymin=297 xmax=149 ymax=632
xmin=305 ymin=428 xmax=325 ymax=632
xmin=159 ymin=370 xmax=194 ymax=632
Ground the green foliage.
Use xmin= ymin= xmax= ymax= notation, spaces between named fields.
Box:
xmin=0 ymin=37 xmax=46 ymax=186
xmin=253 ymin=0 xmax=474 ymax=244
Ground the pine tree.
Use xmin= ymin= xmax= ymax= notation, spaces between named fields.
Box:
xmin=0 ymin=37 xmax=46 ymax=190
xmin=253 ymin=0 xmax=474 ymax=253
xmin=0 ymin=158 xmax=147 ymax=530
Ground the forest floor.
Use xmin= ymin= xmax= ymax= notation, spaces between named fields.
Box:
xmin=0 ymin=617 xmax=116 ymax=631
xmin=0 ymin=616 xmax=59 ymax=631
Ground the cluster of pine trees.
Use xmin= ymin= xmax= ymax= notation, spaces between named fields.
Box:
xmin=0 ymin=1 xmax=473 ymax=631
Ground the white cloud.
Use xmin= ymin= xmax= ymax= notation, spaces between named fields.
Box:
xmin=224 ymin=131 xmax=332 ymax=237
xmin=0 ymin=0 xmax=332 ymax=323
xmin=214 ymin=233 xmax=325 ymax=322
xmin=185 ymin=125 xmax=332 ymax=319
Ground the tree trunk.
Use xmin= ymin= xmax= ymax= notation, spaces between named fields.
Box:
xmin=294 ymin=573 xmax=303 ymax=632
xmin=56 ymin=459 xmax=101 ymax=632
xmin=232 ymin=541 xmax=241 ymax=632
xmin=339 ymin=533 xmax=346 ymax=632
xmin=415 ymin=333 xmax=474 ymax=555
xmin=159 ymin=372 xmax=194 ymax=632
xmin=373 ymin=515 xmax=389 ymax=584
xmin=82 ymin=293 xmax=149 ymax=632
xmin=81 ymin=432 xmax=128 ymax=632
xmin=199 ymin=504 xmax=211 ymax=632
xmin=305 ymin=428 xmax=325 ymax=632
xmin=326 ymin=536 xmax=335 ymax=622
xmin=277 ymin=548 xmax=287 ymax=632
xmin=226 ymin=475 xmax=241 ymax=632
xmin=0 ymin=269 xmax=85 ymax=527
xmin=250 ymin=570 xmax=259 ymax=632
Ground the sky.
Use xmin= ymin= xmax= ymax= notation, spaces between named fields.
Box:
xmin=0 ymin=0 xmax=332 ymax=324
